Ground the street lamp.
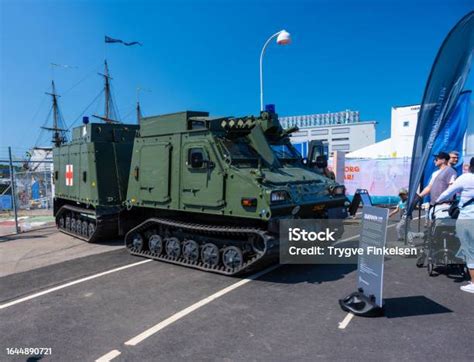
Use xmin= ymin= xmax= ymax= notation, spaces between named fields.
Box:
xmin=259 ymin=29 xmax=291 ymax=111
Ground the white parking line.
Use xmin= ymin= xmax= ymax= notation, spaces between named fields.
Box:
xmin=0 ymin=260 xmax=152 ymax=310
xmin=338 ymin=312 xmax=354 ymax=329
xmin=124 ymin=213 xmax=419 ymax=343
xmin=123 ymin=225 xmax=366 ymax=345
xmin=95 ymin=349 xmax=121 ymax=362
xmin=125 ymin=264 xmax=281 ymax=346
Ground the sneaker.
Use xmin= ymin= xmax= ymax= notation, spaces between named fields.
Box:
xmin=460 ymin=282 xmax=474 ymax=294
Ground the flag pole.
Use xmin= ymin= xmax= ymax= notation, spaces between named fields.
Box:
xmin=104 ymin=35 xmax=107 ymax=63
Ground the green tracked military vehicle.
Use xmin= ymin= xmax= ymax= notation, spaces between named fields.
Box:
xmin=53 ymin=123 xmax=138 ymax=242
xmin=54 ymin=109 xmax=348 ymax=275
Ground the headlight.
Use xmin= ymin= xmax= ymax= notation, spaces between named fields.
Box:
xmin=271 ymin=190 xmax=291 ymax=203
xmin=330 ymin=185 xmax=345 ymax=196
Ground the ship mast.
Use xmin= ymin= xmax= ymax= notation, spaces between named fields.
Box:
xmin=93 ymin=60 xmax=118 ymax=123
xmin=136 ymin=87 xmax=150 ymax=124
xmin=136 ymin=101 xmax=142 ymax=123
xmin=103 ymin=60 xmax=111 ymax=120
xmin=41 ymin=80 xmax=67 ymax=147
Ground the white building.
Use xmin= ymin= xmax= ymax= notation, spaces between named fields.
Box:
xmin=279 ymin=110 xmax=376 ymax=155
xmin=348 ymin=99 xmax=474 ymax=159
xmin=347 ymin=104 xmax=419 ymax=158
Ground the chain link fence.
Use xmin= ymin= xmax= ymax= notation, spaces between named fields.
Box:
xmin=0 ymin=147 xmax=55 ymax=237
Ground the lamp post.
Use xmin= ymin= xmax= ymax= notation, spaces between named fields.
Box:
xmin=259 ymin=29 xmax=291 ymax=111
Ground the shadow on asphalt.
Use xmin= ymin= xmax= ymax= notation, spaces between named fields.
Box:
xmin=259 ymin=263 xmax=357 ymax=285
xmin=0 ymin=227 xmax=57 ymax=242
xmin=0 ymin=233 xmax=48 ymax=242
xmin=93 ymin=238 xmax=124 ymax=246
xmin=383 ymin=296 xmax=452 ymax=318
xmin=26 ymin=356 xmax=43 ymax=362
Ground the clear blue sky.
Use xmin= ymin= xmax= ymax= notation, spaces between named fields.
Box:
xmin=1 ymin=0 xmax=473 ymax=154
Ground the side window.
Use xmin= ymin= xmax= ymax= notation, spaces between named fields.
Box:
xmin=311 ymin=147 xmax=322 ymax=163
xmin=310 ymin=144 xmax=328 ymax=162
xmin=188 ymin=148 xmax=206 ymax=169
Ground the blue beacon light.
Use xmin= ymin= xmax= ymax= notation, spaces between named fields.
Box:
xmin=265 ymin=104 xmax=275 ymax=113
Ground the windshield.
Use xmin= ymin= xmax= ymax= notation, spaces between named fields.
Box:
xmin=219 ymin=138 xmax=259 ymax=165
xmin=218 ymin=138 xmax=302 ymax=167
xmin=270 ymin=143 xmax=302 ymax=161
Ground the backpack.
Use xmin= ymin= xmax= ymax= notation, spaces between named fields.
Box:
xmin=449 ymin=198 xmax=474 ymax=219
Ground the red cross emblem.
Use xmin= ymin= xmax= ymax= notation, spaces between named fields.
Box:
xmin=65 ymin=164 xmax=74 ymax=186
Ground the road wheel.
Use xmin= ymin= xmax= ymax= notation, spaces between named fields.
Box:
xmin=88 ymin=222 xmax=95 ymax=238
xmin=222 ymin=246 xmax=243 ymax=270
xmin=149 ymin=234 xmax=163 ymax=255
xmin=59 ymin=217 xmax=65 ymax=229
xmin=70 ymin=218 xmax=77 ymax=233
xmin=201 ymin=243 xmax=220 ymax=268
xmin=165 ymin=237 xmax=181 ymax=258
xmin=131 ymin=233 xmax=145 ymax=252
xmin=81 ymin=221 xmax=88 ymax=236
xmin=182 ymin=240 xmax=199 ymax=263
xmin=69 ymin=217 xmax=76 ymax=233
xmin=65 ymin=216 xmax=71 ymax=231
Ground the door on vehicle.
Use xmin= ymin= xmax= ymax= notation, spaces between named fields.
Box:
xmin=181 ymin=143 xmax=224 ymax=208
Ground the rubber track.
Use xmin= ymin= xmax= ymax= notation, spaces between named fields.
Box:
xmin=56 ymin=205 xmax=118 ymax=243
xmin=125 ymin=218 xmax=278 ymax=276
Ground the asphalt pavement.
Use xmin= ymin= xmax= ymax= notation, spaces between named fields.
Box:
xmin=0 ymin=216 xmax=472 ymax=361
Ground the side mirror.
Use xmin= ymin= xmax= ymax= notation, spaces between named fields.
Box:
xmin=191 ymin=152 xmax=204 ymax=168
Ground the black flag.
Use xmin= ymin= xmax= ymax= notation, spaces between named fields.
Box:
xmin=105 ymin=35 xmax=142 ymax=46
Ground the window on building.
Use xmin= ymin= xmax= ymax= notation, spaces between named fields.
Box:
xmin=332 ymin=137 xmax=349 ymax=142
xmin=311 ymin=129 xmax=328 ymax=136
xmin=332 ymin=127 xmax=350 ymax=134
xmin=332 ymin=144 xmax=350 ymax=151
xmin=403 ymin=121 xmax=410 ymax=127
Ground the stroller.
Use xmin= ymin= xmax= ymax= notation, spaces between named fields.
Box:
xmin=416 ymin=202 xmax=469 ymax=278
